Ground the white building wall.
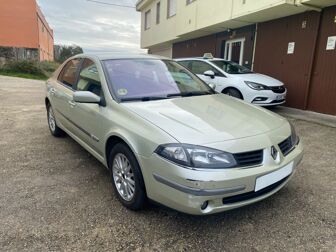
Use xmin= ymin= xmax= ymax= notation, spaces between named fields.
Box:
xmin=137 ymin=0 xmax=331 ymax=50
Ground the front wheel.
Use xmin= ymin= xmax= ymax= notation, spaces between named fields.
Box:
xmin=223 ymin=88 xmax=243 ymax=100
xmin=109 ymin=143 xmax=147 ymax=210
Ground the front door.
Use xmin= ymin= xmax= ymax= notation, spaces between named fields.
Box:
xmin=224 ymin=38 xmax=245 ymax=65
xmin=70 ymin=58 xmax=107 ymax=157
xmin=186 ymin=60 xmax=231 ymax=93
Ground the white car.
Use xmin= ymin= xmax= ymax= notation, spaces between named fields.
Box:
xmin=176 ymin=56 xmax=287 ymax=106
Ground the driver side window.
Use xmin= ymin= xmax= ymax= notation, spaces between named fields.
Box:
xmin=190 ymin=61 xmax=223 ymax=77
xmin=76 ymin=59 xmax=103 ymax=97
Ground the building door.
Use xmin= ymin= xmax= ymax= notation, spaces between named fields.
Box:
xmin=224 ymin=38 xmax=245 ymax=65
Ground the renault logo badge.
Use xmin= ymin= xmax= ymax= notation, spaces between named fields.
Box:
xmin=271 ymin=146 xmax=278 ymax=160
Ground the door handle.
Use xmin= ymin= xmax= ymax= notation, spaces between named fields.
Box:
xmin=68 ymin=101 xmax=76 ymax=107
xmin=50 ymin=88 xmax=56 ymax=95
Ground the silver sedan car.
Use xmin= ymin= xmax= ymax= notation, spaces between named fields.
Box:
xmin=45 ymin=53 xmax=303 ymax=215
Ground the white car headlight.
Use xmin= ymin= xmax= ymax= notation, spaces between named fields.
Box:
xmin=289 ymin=122 xmax=300 ymax=146
xmin=245 ymin=81 xmax=269 ymax=90
xmin=155 ymin=144 xmax=237 ymax=169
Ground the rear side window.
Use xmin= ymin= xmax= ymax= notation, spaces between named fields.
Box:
xmin=76 ymin=59 xmax=103 ymax=97
xmin=58 ymin=59 xmax=81 ymax=88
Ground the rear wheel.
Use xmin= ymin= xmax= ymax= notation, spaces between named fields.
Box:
xmin=109 ymin=143 xmax=146 ymax=210
xmin=47 ymin=104 xmax=65 ymax=137
xmin=223 ymin=88 xmax=243 ymax=100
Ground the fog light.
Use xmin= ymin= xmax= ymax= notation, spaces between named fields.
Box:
xmin=253 ymin=97 xmax=268 ymax=102
xmin=201 ymin=201 xmax=208 ymax=210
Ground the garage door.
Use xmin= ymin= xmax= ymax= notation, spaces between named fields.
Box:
xmin=307 ymin=6 xmax=336 ymax=115
xmin=254 ymin=11 xmax=320 ymax=109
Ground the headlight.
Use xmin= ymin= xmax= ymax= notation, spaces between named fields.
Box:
xmin=245 ymin=81 xmax=269 ymax=90
xmin=289 ymin=122 xmax=299 ymax=146
xmin=155 ymin=144 xmax=237 ymax=169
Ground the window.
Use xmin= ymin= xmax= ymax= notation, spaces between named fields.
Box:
xmin=156 ymin=2 xmax=161 ymax=24
xmin=186 ymin=0 xmax=195 ymax=5
xmin=180 ymin=60 xmax=223 ymax=76
xmin=42 ymin=25 xmax=45 ymax=33
xmin=167 ymin=0 xmax=176 ymax=18
xmin=76 ymin=59 xmax=103 ymax=96
xmin=58 ymin=59 xmax=81 ymax=89
xmin=145 ymin=10 xmax=151 ymax=30
xmin=211 ymin=60 xmax=252 ymax=74
xmin=103 ymin=59 xmax=214 ymax=101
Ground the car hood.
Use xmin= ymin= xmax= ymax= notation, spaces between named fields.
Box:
xmin=231 ymin=73 xmax=283 ymax=87
xmin=122 ymin=94 xmax=287 ymax=145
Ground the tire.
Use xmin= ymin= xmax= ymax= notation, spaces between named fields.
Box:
xmin=223 ymin=88 xmax=243 ymax=100
xmin=108 ymin=143 xmax=147 ymax=210
xmin=47 ymin=103 xmax=65 ymax=137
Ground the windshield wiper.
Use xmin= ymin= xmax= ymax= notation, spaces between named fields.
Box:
xmin=167 ymin=91 xmax=213 ymax=98
xmin=120 ymin=96 xmax=170 ymax=102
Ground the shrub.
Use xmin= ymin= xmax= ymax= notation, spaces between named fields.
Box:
xmin=3 ymin=60 xmax=44 ymax=75
xmin=0 ymin=60 xmax=60 ymax=79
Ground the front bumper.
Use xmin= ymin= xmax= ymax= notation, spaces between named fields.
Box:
xmin=245 ymin=89 xmax=287 ymax=106
xmin=139 ymin=140 xmax=303 ymax=215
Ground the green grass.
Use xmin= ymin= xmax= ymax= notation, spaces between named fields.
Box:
xmin=0 ymin=70 xmax=48 ymax=80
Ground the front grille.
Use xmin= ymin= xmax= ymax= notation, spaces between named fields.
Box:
xmin=234 ymin=150 xmax=263 ymax=167
xmin=222 ymin=176 xmax=289 ymax=204
xmin=278 ymin=136 xmax=293 ymax=156
xmin=270 ymin=86 xmax=286 ymax=94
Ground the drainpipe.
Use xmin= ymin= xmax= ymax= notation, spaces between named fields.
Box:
xmin=251 ymin=23 xmax=258 ymax=71
xmin=287 ymin=0 xmax=322 ymax=12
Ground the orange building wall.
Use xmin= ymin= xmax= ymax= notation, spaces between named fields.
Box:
xmin=37 ymin=5 xmax=54 ymax=61
xmin=0 ymin=0 xmax=54 ymax=61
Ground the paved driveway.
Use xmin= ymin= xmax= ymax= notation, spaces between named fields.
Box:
xmin=0 ymin=76 xmax=335 ymax=251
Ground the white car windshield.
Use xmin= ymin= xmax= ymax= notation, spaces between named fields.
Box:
xmin=103 ymin=59 xmax=215 ymax=102
xmin=211 ymin=60 xmax=253 ymax=74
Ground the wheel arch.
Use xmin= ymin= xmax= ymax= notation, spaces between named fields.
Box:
xmin=45 ymin=97 xmax=50 ymax=108
xmin=104 ymin=133 xmax=139 ymax=169
xmin=222 ymin=87 xmax=244 ymax=100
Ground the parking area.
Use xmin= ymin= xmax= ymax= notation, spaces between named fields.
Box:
xmin=0 ymin=75 xmax=335 ymax=251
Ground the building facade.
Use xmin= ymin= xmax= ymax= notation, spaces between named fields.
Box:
xmin=0 ymin=0 xmax=54 ymax=61
xmin=136 ymin=0 xmax=336 ymax=115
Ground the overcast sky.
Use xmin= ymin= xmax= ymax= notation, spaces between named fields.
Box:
xmin=37 ymin=0 xmax=145 ymax=53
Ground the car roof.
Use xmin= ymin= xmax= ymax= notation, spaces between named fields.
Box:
xmin=74 ymin=52 xmax=170 ymax=61
xmin=175 ymin=57 xmax=229 ymax=62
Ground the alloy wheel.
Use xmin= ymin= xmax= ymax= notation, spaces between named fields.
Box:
xmin=112 ymin=153 xmax=136 ymax=201
xmin=48 ymin=106 xmax=56 ymax=132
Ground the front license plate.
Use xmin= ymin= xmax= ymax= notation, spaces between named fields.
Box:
xmin=276 ymin=94 xmax=285 ymax=100
xmin=255 ymin=162 xmax=293 ymax=192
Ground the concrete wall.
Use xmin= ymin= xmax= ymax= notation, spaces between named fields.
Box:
xmin=138 ymin=0 xmax=289 ymax=48
xmin=137 ymin=0 xmax=333 ymax=50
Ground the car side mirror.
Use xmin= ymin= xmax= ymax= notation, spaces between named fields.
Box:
xmin=73 ymin=91 xmax=101 ymax=104
xmin=204 ymin=70 xmax=215 ymax=79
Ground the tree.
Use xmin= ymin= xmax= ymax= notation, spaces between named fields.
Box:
xmin=54 ymin=44 xmax=83 ymax=63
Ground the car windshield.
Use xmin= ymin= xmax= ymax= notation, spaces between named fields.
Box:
xmin=103 ymin=59 xmax=214 ymax=101
xmin=211 ymin=60 xmax=253 ymax=74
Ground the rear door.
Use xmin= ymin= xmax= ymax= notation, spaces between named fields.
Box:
xmin=53 ymin=58 xmax=82 ymax=133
